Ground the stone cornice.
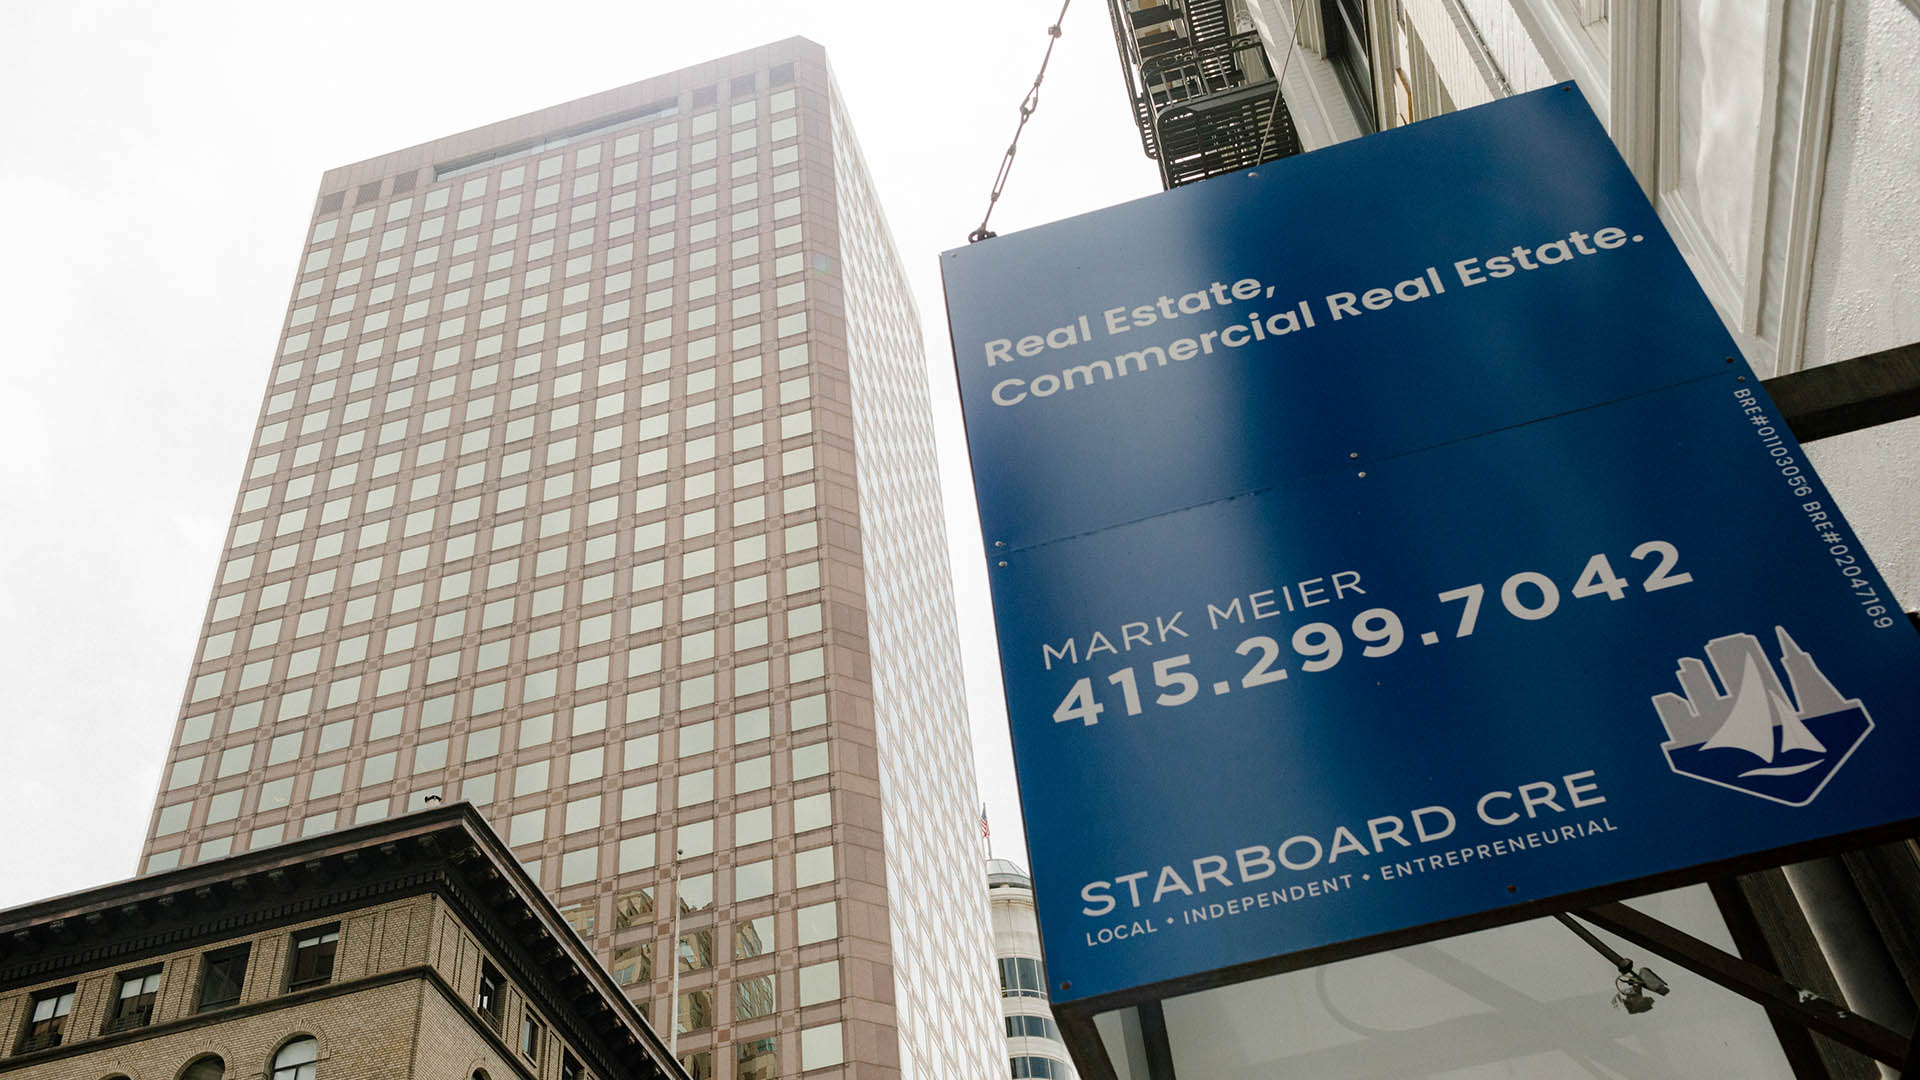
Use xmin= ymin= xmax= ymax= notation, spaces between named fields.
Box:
xmin=0 ymin=804 xmax=683 ymax=1080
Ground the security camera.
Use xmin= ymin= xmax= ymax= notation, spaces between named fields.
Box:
xmin=1635 ymin=967 xmax=1670 ymax=996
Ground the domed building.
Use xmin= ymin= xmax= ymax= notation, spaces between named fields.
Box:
xmin=987 ymin=859 xmax=1079 ymax=1080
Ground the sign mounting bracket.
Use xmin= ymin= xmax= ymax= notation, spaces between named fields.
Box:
xmin=1571 ymin=901 xmax=1911 ymax=1065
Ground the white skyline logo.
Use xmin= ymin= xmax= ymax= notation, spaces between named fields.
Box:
xmin=1653 ymin=627 xmax=1873 ymax=806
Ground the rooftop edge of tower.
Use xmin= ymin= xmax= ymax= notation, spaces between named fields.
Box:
xmin=314 ymin=36 xmax=828 ymax=203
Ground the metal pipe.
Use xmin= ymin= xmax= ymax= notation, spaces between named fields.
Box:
xmin=1553 ymin=911 xmax=1632 ymax=972
xmin=1782 ymin=858 xmax=1917 ymax=1080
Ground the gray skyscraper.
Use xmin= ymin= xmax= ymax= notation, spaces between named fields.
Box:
xmin=139 ymin=38 xmax=1003 ymax=1080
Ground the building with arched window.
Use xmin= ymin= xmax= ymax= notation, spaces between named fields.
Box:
xmin=0 ymin=804 xmax=685 ymax=1080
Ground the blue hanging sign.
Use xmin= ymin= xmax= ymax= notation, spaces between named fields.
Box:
xmin=942 ymin=85 xmax=1920 ymax=1006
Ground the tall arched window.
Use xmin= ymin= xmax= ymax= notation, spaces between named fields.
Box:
xmin=180 ymin=1057 xmax=225 ymax=1080
xmin=272 ymin=1037 xmax=319 ymax=1080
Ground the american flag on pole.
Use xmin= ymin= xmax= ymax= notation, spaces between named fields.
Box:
xmin=979 ymin=804 xmax=990 ymax=840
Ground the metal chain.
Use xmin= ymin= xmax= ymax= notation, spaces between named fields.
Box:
xmin=1255 ymin=0 xmax=1307 ymax=165
xmin=969 ymin=0 xmax=1075 ymax=243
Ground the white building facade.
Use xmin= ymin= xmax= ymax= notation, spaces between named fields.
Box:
xmin=1246 ymin=0 xmax=1919 ymax=605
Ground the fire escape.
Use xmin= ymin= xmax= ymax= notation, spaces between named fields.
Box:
xmin=1108 ymin=0 xmax=1301 ymax=188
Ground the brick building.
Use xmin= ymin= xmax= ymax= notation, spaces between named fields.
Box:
xmin=0 ymin=804 xmax=683 ymax=1080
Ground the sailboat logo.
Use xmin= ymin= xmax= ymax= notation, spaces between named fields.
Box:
xmin=1652 ymin=627 xmax=1873 ymax=806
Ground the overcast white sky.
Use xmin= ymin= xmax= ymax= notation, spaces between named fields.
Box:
xmin=0 ymin=1 xmax=1161 ymax=909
